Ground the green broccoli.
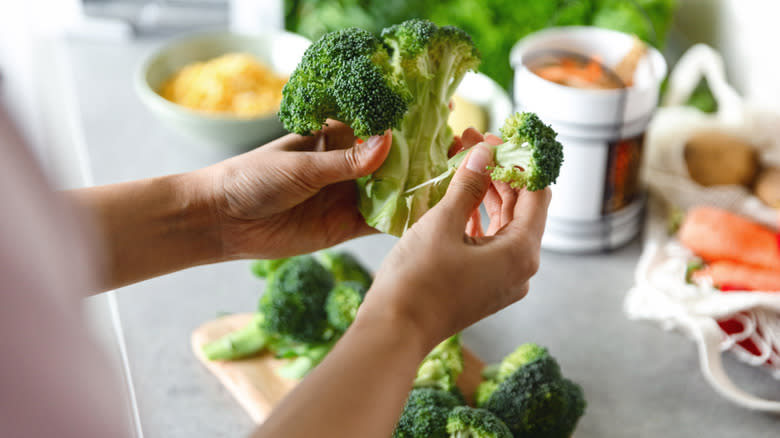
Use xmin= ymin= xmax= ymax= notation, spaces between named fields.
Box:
xmin=475 ymin=343 xmax=549 ymax=407
xmin=432 ymin=112 xmax=563 ymax=194
xmin=278 ymin=26 xmax=411 ymax=138
xmin=446 ymin=406 xmax=513 ymax=438
xmin=317 ymin=250 xmax=373 ymax=288
xmin=275 ymin=341 xmax=336 ymax=379
xmin=280 ymin=19 xmax=480 ymax=236
xmin=258 ymin=255 xmax=335 ymax=344
xmin=414 ymin=335 xmax=464 ymax=392
xmin=250 ymin=258 xmax=291 ymax=279
xmin=325 ymin=281 xmax=369 ymax=332
xmin=201 ymin=313 xmax=271 ymax=361
xmin=394 ymin=387 xmax=463 ymax=438
xmin=481 ymin=353 xmax=586 ymax=438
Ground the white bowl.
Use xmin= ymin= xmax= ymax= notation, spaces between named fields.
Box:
xmin=136 ymin=30 xmax=311 ymax=151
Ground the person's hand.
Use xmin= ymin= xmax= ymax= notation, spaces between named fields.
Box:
xmin=357 ymin=128 xmax=552 ymax=351
xmin=199 ymin=121 xmax=392 ymax=260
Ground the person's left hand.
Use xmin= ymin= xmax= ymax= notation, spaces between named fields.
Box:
xmin=198 ymin=121 xmax=392 ymax=260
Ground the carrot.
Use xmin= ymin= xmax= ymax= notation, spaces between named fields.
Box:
xmin=692 ymin=261 xmax=780 ymax=292
xmin=677 ymin=206 xmax=780 ymax=271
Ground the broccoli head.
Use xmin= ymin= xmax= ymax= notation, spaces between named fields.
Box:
xmin=446 ymin=406 xmax=513 ymax=438
xmin=280 ymin=19 xmax=480 ymax=236
xmin=258 ymin=255 xmax=334 ymax=343
xmin=482 ymin=355 xmax=586 ymax=438
xmin=325 ymin=281 xmax=368 ymax=332
xmin=476 ymin=343 xmax=550 ymax=407
xmin=394 ymin=387 xmax=463 ymax=438
xmin=414 ymin=335 xmax=464 ymax=392
xmin=317 ymin=250 xmax=373 ymax=288
xmin=279 ymin=26 xmax=411 ymax=138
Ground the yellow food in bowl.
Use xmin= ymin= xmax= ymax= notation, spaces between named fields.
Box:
xmin=159 ymin=53 xmax=287 ymax=118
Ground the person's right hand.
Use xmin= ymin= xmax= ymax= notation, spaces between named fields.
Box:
xmin=357 ymin=129 xmax=552 ymax=352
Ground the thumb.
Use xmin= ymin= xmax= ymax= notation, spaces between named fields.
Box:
xmin=436 ymin=143 xmax=494 ymax=234
xmin=306 ymin=130 xmax=392 ymax=185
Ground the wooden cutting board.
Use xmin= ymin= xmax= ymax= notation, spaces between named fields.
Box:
xmin=192 ymin=313 xmax=486 ymax=423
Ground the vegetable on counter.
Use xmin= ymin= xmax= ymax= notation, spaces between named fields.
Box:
xmin=478 ymin=345 xmax=586 ymax=438
xmin=691 ymin=261 xmax=780 ymax=292
xmin=446 ymin=406 xmax=513 ymax=438
xmin=203 ymin=251 xmax=374 ymax=378
xmin=677 ymin=206 xmax=780 ymax=271
xmin=395 ymin=342 xmax=586 ymax=438
xmin=414 ymin=335 xmax=465 ymax=393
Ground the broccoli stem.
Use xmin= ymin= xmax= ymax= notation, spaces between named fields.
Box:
xmin=202 ymin=314 xmax=270 ymax=361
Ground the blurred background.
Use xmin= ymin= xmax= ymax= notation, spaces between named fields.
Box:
xmin=1 ymin=2 xmax=779 ymax=437
xmin=3 ymin=0 xmax=780 ymax=165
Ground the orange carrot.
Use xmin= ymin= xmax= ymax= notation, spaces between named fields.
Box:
xmin=692 ymin=261 xmax=780 ymax=292
xmin=678 ymin=206 xmax=780 ymax=271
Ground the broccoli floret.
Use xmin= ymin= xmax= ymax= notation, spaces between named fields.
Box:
xmin=276 ymin=341 xmax=336 ymax=379
xmin=414 ymin=335 xmax=464 ymax=392
xmin=442 ymin=112 xmax=563 ymax=192
xmin=446 ymin=406 xmax=513 ymax=438
xmin=317 ymin=250 xmax=373 ymax=288
xmin=250 ymin=258 xmax=291 ymax=279
xmin=202 ymin=313 xmax=271 ymax=361
xmin=325 ymin=281 xmax=369 ymax=332
xmin=258 ymin=255 xmax=335 ymax=344
xmin=475 ymin=343 xmax=549 ymax=407
xmin=394 ymin=387 xmax=463 ymax=438
xmin=279 ymin=26 xmax=411 ymax=138
xmin=482 ymin=355 xmax=586 ymax=438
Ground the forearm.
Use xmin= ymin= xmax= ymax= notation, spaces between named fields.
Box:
xmin=252 ymin=310 xmax=427 ymax=438
xmin=68 ymin=171 xmax=222 ymax=291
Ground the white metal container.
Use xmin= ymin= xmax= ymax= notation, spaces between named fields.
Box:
xmin=510 ymin=26 xmax=667 ymax=253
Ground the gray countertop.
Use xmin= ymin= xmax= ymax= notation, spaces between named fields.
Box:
xmin=61 ymin=36 xmax=779 ymax=437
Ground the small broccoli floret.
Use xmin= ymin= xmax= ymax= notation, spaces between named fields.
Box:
xmin=202 ymin=313 xmax=271 ymax=361
xmin=317 ymin=250 xmax=373 ymax=288
xmin=325 ymin=281 xmax=369 ymax=332
xmin=475 ymin=343 xmax=549 ymax=406
xmin=250 ymin=258 xmax=291 ymax=279
xmin=276 ymin=341 xmax=336 ymax=379
xmin=474 ymin=380 xmax=499 ymax=408
xmin=446 ymin=406 xmax=513 ymax=438
xmin=279 ymin=27 xmax=410 ymax=137
xmin=492 ymin=112 xmax=564 ymax=191
xmin=258 ymin=255 xmax=334 ymax=344
xmin=414 ymin=335 xmax=464 ymax=392
xmin=394 ymin=387 xmax=463 ymax=438
xmin=482 ymin=355 xmax=586 ymax=438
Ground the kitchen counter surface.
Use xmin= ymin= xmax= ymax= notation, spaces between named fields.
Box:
xmin=61 ymin=36 xmax=779 ymax=437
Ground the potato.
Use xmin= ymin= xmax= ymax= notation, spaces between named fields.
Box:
xmin=683 ymin=131 xmax=759 ymax=186
xmin=754 ymin=166 xmax=780 ymax=208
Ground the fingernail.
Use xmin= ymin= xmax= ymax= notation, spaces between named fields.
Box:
xmin=466 ymin=145 xmax=492 ymax=174
xmin=365 ymin=130 xmax=389 ymax=149
xmin=485 ymin=133 xmax=502 ymax=144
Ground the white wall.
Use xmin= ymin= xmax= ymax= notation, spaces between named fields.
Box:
xmin=675 ymin=0 xmax=780 ymax=110
xmin=0 ymin=1 xmax=82 ymax=165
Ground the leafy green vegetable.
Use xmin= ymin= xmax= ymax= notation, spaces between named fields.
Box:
xmin=284 ymin=0 xmax=678 ymax=90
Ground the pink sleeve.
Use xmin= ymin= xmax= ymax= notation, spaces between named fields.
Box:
xmin=0 ymin=107 xmax=134 ymax=437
